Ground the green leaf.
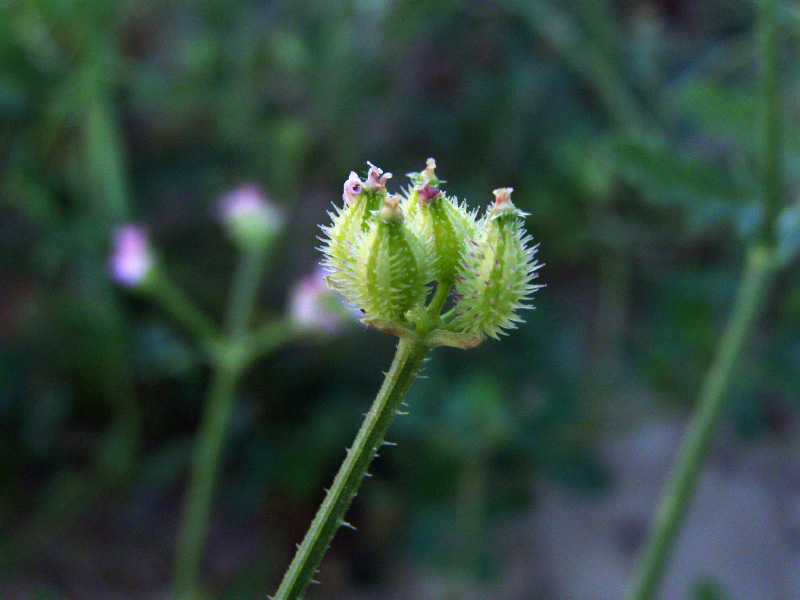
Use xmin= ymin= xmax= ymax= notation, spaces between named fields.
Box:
xmin=613 ymin=135 xmax=748 ymax=207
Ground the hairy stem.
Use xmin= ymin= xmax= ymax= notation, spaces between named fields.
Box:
xmin=271 ymin=337 xmax=430 ymax=600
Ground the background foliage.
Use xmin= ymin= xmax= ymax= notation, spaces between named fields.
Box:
xmin=2 ymin=0 xmax=799 ymax=598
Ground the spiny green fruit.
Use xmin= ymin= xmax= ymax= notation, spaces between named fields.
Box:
xmin=351 ymin=195 xmax=429 ymax=322
xmin=403 ymin=159 xmax=477 ymax=285
xmin=405 ymin=183 xmax=477 ymax=285
xmin=321 ymin=161 xmax=542 ymax=345
xmin=451 ymin=188 xmax=542 ymax=339
xmin=320 ymin=164 xmax=390 ymax=297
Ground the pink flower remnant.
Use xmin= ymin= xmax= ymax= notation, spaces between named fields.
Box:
xmin=363 ymin=162 xmax=392 ymax=191
xmin=110 ymin=225 xmax=154 ymax=287
xmin=343 ymin=171 xmax=362 ymax=204
xmin=417 ymin=183 xmax=441 ymax=204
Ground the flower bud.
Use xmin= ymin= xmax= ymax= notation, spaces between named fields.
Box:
xmin=109 ymin=225 xmax=155 ymax=288
xmin=289 ymin=268 xmax=354 ymax=334
xmin=218 ymin=184 xmax=284 ymax=251
xmin=363 ymin=161 xmax=392 ymax=192
xmin=351 ymin=195 xmax=429 ymax=322
xmin=451 ymin=188 xmax=542 ymax=339
xmin=342 ymin=171 xmax=362 ymax=205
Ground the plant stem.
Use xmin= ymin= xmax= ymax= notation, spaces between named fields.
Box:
xmin=173 ymin=361 xmax=240 ymax=600
xmin=83 ymin=74 xmax=130 ymax=228
xmin=758 ymin=0 xmax=781 ymax=247
xmin=147 ymin=270 xmax=220 ymax=345
xmin=226 ymin=243 xmax=271 ymax=338
xmin=625 ymin=245 xmax=776 ymax=600
xmin=426 ymin=282 xmax=454 ymax=326
xmin=173 ymin=243 xmax=271 ymax=598
xmin=627 ymin=2 xmax=782 ymax=597
xmin=271 ymin=337 xmax=430 ymax=600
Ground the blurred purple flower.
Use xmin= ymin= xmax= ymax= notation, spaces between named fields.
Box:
xmin=289 ymin=268 xmax=353 ymax=334
xmin=110 ymin=225 xmax=154 ymax=287
xmin=218 ymin=184 xmax=284 ymax=246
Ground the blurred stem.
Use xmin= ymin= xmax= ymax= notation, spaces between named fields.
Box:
xmin=272 ymin=337 xmax=430 ymax=600
xmin=173 ymin=360 xmax=240 ymax=600
xmin=625 ymin=244 xmax=777 ymax=600
xmin=173 ymin=242 xmax=273 ymax=599
xmin=226 ymin=242 xmax=271 ymax=338
xmin=628 ymin=5 xmax=783 ymax=597
xmin=79 ymin=46 xmax=140 ymax=483
xmin=83 ymin=78 xmax=129 ymax=227
xmin=248 ymin=317 xmax=298 ymax=366
xmin=758 ymin=0 xmax=781 ymax=247
xmin=147 ymin=270 xmax=221 ymax=347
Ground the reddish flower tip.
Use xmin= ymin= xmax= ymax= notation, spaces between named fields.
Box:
xmin=418 ymin=183 xmax=441 ymax=204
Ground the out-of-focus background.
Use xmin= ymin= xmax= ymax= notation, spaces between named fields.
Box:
xmin=2 ymin=1 xmax=800 ymax=599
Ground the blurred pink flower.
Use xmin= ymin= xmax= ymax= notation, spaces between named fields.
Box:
xmin=110 ymin=225 xmax=154 ymax=287
xmin=289 ymin=268 xmax=353 ymax=334
xmin=218 ymin=184 xmax=284 ymax=244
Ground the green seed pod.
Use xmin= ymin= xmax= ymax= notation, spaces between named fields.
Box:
xmin=405 ymin=183 xmax=477 ymax=285
xmin=321 ymin=165 xmax=390 ymax=298
xmin=353 ymin=195 xmax=429 ymax=322
xmin=451 ymin=188 xmax=542 ymax=339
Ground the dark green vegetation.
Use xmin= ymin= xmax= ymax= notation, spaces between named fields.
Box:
xmin=2 ymin=1 xmax=799 ymax=598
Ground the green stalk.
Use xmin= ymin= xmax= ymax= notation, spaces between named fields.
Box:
xmin=79 ymin=47 xmax=140 ymax=484
xmin=173 ymin=361 xmax=240 ymax=600
xmin=758 ymin=0 xmax=781 ymax=247
xmin=627 ymin=2 xmax=782 ymax=597
xmin=173 ymin=242 xmax=271 ymax=599
xmin=425 ymin=282 xmax=454 ymax=326
xmin=271 ymin=337 xmax=430 ymax=600
xmin=226 ymin=241 xmax=271 ymax=339
xmin=147 ymin=270 xmax=221 ymax=346
xmin=625 ymin=245 xmax=776 ymax=600
xmin=83 ymin=80 xmax=129 ymax=227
